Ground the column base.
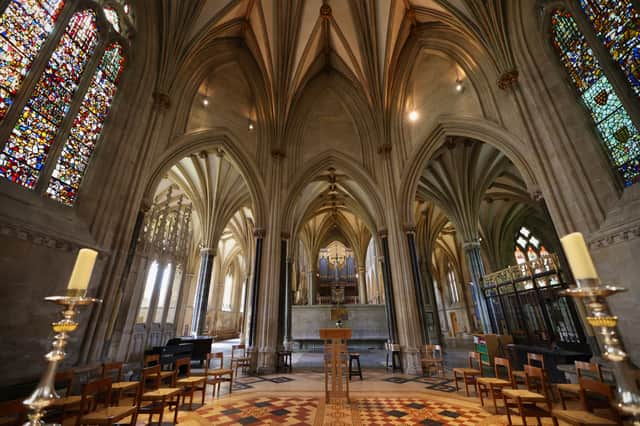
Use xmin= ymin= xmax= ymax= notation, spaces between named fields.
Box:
xmin=255 ymin=347 xmax=277 ymax=375
xmin=402 ymin=347 xmax=422 ymax=375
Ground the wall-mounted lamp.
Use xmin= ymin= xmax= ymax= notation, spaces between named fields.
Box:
xmin=408 ymin=110 xmax=419 ymax=122
xmin=248 ymin=120 xmax=255 ymax=131
xmin=202 ymin=97 xmax=209 ymax=106
xmin=455 ymin=78 xmax=464 ymax=93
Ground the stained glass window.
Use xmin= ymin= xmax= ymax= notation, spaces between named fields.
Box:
xmin=0 ymin=9 xmax=98 ymax=188
xmin=0 ymin=0 xmax=65 ymax=119
xmin=578 ymin=0 xmax=640 ymax=96
xmin=103 ymin=6 xmax=120 ymax=33
xmin=514 ymin=226 xmax=548 ymax=265
xmin=46 ymin=42 xmax=124 ymax=204
xmin=551 ymin=10 xmax=640 ymax=186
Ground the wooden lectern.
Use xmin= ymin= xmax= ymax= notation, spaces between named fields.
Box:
xmin=320 ymin=328 xmax=352 ymax=402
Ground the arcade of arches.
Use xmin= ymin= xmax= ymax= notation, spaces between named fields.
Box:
xmin=1 ymin=0 xmax=640 ymax=423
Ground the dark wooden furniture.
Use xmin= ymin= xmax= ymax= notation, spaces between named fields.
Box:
xmin=558 ymin=361 xmax=604 ymax=410
xmin=45 ymin=370 xmax=84 ymax=424
xmin=512 ymin=352 xmax=545 ymax=387
xmin=231 ymin=344 xmax=251 ymax=377
xmin=503 ymin=365 xmax=553 ymax=426
xmin=0 ymin=399 xmax=28 ymax=426
xmin=136 ymin=365 xmax=180 ymax=425
xmin=143 ymin=354 xmax=175 ymax=386
xmin=174 ymin=357 xmax=206 ymax=410
xmin=477 ymin=357 xmax=515 ymax=413
xmin=421 ymin=344 xmax=445 ymax=377
xmin=552 ymin=377 xmax=622 ymax=425
xmin=101 ymin=362 xmax=138 ymax=406
xmin=348 ymin=353 xmax=362 ymax=380
xmin=204 ymin=352 xmax=234 ymax=397
xmin=76 ymin=378 xmax=137 ymax=426
xmin=453 ymin=352 xmax=483 ymax=396
xmin=277 ymin=350 xmax=292 ymax=373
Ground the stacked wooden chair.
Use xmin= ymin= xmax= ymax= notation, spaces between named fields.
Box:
xmin=101 ymin=362 xmax=138 ymax=406
xmin=558 ymin=361 xmax=604 ymax=409
xmin=512 ymin=352 xmax=545 ymax=388
xmin=502 ymin=365 xmax=554 ymax=426
xmin=552 ymin=377 xmax=622 ymax=425
xmin=421 ymin=344 xmax=446 ymax=377
xmin=453 ymin=351 xmax=483 ymax=396
xmin=143 ymin=354 xmax=174 ymax=386
xmin=75 ymin=378 xmax=137 ymax=426
xmin=136 ymin=365 xmax=181 ymax=425
xmin=230 ymin=344 xmax=251 ymax=377
xmin=174 ymin=357 xmax=206 ymax=410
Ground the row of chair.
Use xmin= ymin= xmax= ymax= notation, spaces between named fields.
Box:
xmin=451 ymin=351 xmax=621 ymax=425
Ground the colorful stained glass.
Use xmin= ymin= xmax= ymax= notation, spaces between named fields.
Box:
xmin=47 ymin=42 xmax=125 ymax=205
xmin=551 ymin=10 xmax=640 ymax=186
xmin=103 ymin=6 xmax=120 ymax=33
xmin=0 ymin=0 xmax=65 ymax=118
xmin=579 ymin=0 xmax=640 ymax=96
xmin=0 ymin=9 xmax=98 ymax=188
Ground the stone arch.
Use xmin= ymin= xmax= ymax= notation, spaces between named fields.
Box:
xmin=281 ymin=150 xmax=387 ymax=236
xmin=399 ymin=117 xmax=541 ymax=227
xmin=143 ymin=128 xmax=268 ymax=229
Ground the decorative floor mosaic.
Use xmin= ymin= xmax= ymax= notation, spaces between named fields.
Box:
xmin=186 ymin=395 xmax=490 ymax=425
xmin=381 ymin=376 xmax=458 ymax=393
xmin=231 ymin=375 xmax=296 ymax=391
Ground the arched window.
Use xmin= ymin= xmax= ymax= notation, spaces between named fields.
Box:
xmin=578 ymin=0 xmax=640 ymax=96
xmin=0 ymin=2 xmax=130 ymax=205
xmin=446 ymin=264 xmax=459 ymax=304
xmin=0 ymin=0 xmax=65 ymax=119
xmin=46 ymin=42 xmax=125 ymax=204
xmin=514 ymin=226 xmax=549 ymax=264
xmin=222 ymin=273 xmax=233 ymax=312
xmin=551 ymin=9 xmax=640 ymax=186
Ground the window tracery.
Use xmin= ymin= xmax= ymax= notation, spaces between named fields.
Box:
xmin=551 ymin=9 xmax=640 ymax=186
xmin=0 ymin=1 xmax=130 ymax=205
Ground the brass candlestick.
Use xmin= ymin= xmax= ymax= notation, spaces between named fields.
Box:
xmin=23 ymin=295 xmax=101 ymax=426
xmin=562 ymin=280 xmax=640 ymax=421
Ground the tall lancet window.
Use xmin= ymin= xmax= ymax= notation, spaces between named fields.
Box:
xmin=0 ymin=0 xmax=65 ymax=119
xmin=0 ymin=9 xmax=98 ymax=188
xmin=46 ymin=42 xmax=125 ymax=204
xmin=0 ymin=2 xmax=130 ymax=205
xmin=578 ymin=0 xmax=640 ymax=96
xmin=551 ymin=10 xmax=640 ymax=186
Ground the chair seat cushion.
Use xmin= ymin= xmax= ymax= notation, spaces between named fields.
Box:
xmin=477 ymin=377 xmax=510 ymax=385
xmin=204 ymin=368 xmax=233 ymax=376
xmin=112 ymin=381 xmax=139 ymax=391
xmin=552 ymin=409 xmax=618 ymax=425
xmin=503 ymin=389 xmax=546 ymax=401
xmin=557 ymin=383 xmax=581 ymax=394
xmin=177 ymin=377 xmax=206 ymax=385
xmin=453 ymin=368 xmax=480 ymax=374
xmin=512 ymin=370 xmax=525 ymax=377
xmin=141 ymin=388 xmax=181 ymax=400
xmin=80 ymin=406 xmax=136 ymax=422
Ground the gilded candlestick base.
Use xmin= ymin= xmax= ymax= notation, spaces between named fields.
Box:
xmin=561 ymin=282 xmax=640 ymax=419
xmin=23 ymin=295 xmax=101 ymax=426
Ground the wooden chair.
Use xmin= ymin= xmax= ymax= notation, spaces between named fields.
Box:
xmin=45 ymin=370 xmax=84 ymax=424
xmin=136 ymin=365 xmax=180 ymax=425
xmin=503 ymin=365 xmax=553 ymax=426
xmin=75 ymin=378 xmax=137 ymax=426
xmin=101 ymin=362 xmax=138 ymax=406
xmin=477 ymin=357 xmax=515 ymax=413
xmin=552 ymin=377 xmax=622 ymax=426
xmin=512 ymin=352 xmax=545 ymax=387
xmin=230 ymin=344 xmax=251 ymax=377
xmin=204 ymin=352 xmax=233 ymax=397
xmin=453 ymin=351 xmax=483 ymax=396
xmin=0 ymin=399 xmax=28 ymax=426
xmin=421 ymin=344 xmax=445 ymax=377
xmin=558 ymin=361 xmax=604 ymax=410
xmin=143 ymin=354 xmax=175 ymax=386
xmin=174 ymin=357 xmax=206 ymax=410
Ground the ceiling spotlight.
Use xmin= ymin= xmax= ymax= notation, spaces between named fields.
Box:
xmin=202 ymin=97 xmax=209 ymax=106
xmin=248 ymin=120 xmax=255 ymax=131
xmin=455 ymin=78 xmax=464 ymax=93
xmin=408 ymin=110 xmax=419 ymax=122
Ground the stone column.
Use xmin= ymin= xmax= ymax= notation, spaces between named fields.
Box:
xmin=307 ymin=269 xmax=316 ymax=305
xmin=462 ymin=240 xmax=492 ymax=333
xmin=406 ymin=227 xmax=429 ymax=344
xmin=285 ymin=255 xmax=293 ymax=344
xmin=248 ymin=229 xmax=265 ymax=347
xmin=379 ymin=231 xmax=398 ymax=344
xmin=420 ymin=259 xmax=443 ymax=345
xmin=357 ymin=265 xmax=367 ymax=304
xmin=191 ymin=248 xmax=215 ymax=336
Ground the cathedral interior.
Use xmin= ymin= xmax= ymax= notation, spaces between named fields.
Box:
xmin=0 ymin=0 xmax=639 ymax=424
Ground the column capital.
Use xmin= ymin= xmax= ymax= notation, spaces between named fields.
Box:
xmin=462 ymin=240 xmax=481 ymax=250
xmin=497 ymin=69 xmax=519 ymax=90
xmin=253 ymin=228 xmax=266 ymax=238
xmin=200 ymin=247 xmax=216 ymax=256
xmin=152 ymin=91 xmax=171 ymax=109
xmin=377 ymin=143 xmax=392 ymax=156
xmin=280 ymin=232 xmax=290 ymax=240
xmin=270 ymin=149 xmax=286 ymax=159
xmin=378 ymin=229 xmax=388 ymax=238
xmin=404 ymin=224 xmax=416 ymax=234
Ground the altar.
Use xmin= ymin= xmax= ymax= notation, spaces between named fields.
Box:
xmin=291 ymin=304 xmax=388 ymax=348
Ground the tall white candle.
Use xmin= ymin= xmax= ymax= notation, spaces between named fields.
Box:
xmin=67 ymin=249 xmax=98 ymax=293
xmin=560 ymin=232 xmax=598 ymax=280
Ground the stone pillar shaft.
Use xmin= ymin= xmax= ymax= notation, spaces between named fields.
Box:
xmin=463 ymin=242 xmax=492 ymax=333
xmin=357 ymin=265 xmax=367 ymax=304
xmin=380 ymin=235 xmax=398 ymax=344
xmin=248 ymin=233 xmax=264 ymax=347
xmin=192 ymin=249 xmax=215 ymax=335
xmin=406 ymin=231 xmax=429 ymax=344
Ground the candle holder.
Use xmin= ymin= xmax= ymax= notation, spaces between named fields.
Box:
xmin=23 ymin=295 xmax=101 ymax=426
xmin=561 ymin=280 xmax=640 ymax=420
